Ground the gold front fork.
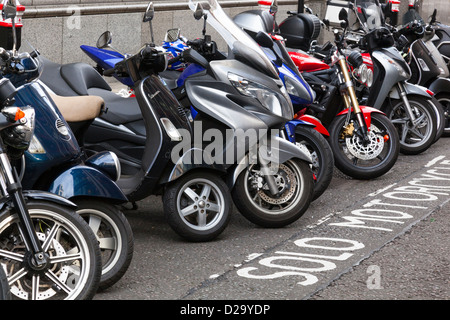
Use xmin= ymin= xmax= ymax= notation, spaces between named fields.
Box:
xmin=338 ymin=56 xmax=368 ymax=132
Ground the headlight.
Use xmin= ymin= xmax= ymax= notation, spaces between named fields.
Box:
xmin=228 ymin=73 xmax=293 ymax=119
xmin=353 ymin=64 xmax=374 ymax=88
xmin=366 ymin=68 xmax=373 ymax=87
xmin=2 ymin=106 xmax=35 ymax=159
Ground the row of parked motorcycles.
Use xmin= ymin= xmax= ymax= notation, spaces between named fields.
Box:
xmin=0 ymin=0 xmax=448 ymax=300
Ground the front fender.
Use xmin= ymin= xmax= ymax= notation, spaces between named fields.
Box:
xmin=162 ymin=148 xmax=227 ymax=184
xmin=389 ymin=82 xmax=432 ymax=100
xmin=228 ymin=137 xmax=312 ymax=188
xmin=428 ymin=77 xmax=450 ymax=96
xmin=337 ymin=106 xmax=386 ymax=128
xmin=23 ymin=190 xmax=77 ymax=208
xmin=294 ymin=115 xmax=330 ymax=136
xmin=48 ymin=166 xmax=128 ymax=203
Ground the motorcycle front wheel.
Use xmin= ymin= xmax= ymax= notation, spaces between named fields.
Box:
xmin=295 ymin=126 xmax=334 ymax=201
xmin=328 ymin=113 xmax=400 ymax=180
xmin=232 ymin=158 xmax=314 ymax=228
xmin=0 ymin=262 xmax=10 ymax=300
xmin=163 ymin=171 xmax=231 ymax=242
xmin=386 ymin=96 xmax=437 ymax=155
xmin=0 ymin=201 xmax=101 ymax=300
xmin=76 ymin=199 xmax=134 ymax=291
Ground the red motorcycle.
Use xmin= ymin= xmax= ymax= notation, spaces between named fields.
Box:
xmin=283 ymin=11 xmax=400 ymax=179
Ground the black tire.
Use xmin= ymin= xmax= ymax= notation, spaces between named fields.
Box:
xmin=429 ymin=97 xmax=446 ymax=142
xmin=76 ymin=199 xmax=134 ymax=291
xmin=386 ymin=96 xmax=437 ymax=155
xmin=163 ymin=171 xmax=231 ymax=242
xmin=295 ymin=126 xmax=334 ymax=201
xmin=232 ymin=158 xmax=314 ymax=228
xmin=0 ymin=201 xmax=101 ymax=300
xmin=435 ymin=93 xmax=450 ymax=137
xmin=0 ymin=265 xmax=10 ymax=300
xmin=328 ymin=112 xmax=400 ymax=179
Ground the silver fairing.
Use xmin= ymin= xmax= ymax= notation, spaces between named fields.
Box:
xmin=371 ymin=47 xmax=411 ymax=109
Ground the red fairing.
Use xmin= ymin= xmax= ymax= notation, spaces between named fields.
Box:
xmin=289 ymin=51 xmax=330 ymax=72
xmin=362 ymin=53 xmax=373 ymax=71
xmin=294 ymin=114 xmax=330 ymax=136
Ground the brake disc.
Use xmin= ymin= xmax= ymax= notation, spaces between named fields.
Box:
xmin=8 ymin=232 xmax=70 ymax=300
xmin=257 ymin=163 xmax=297 ymax=205
xmin=345 ymin=124 xmax=384 ymax=160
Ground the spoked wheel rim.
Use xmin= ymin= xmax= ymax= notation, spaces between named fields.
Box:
xmin=0 ymin=210 xmax=92 ymax=300
xmin=243 ymin=160 xmax=305 ymax=215
xmin=176 ymin=178 xmax=226 ymax=231
xmin=389 ymin=100 xmax=435 ymax=148
xmin=77 ymin=209 xmax=121 ymax=276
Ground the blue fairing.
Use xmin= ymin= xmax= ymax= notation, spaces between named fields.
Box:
xmin=176 ymin=63 xmax=206 ymax=87
xmin=49 ymin=165 xmax=128 ymax=203
xmin=80 ymin=45 xmax=134 ymax=87
xmin=284 ymin=119 xmax=315 ymax=143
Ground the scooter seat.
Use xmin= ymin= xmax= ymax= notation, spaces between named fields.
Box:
xmin=87 ymin=88 xmax=142 ymax=125
xmin=50 ymin=93 xmax=105 ymax=122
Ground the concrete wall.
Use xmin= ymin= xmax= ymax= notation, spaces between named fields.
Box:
xmin=18 ymin=1 xmax=301 ymax=64
xmin=15 ymin=0 xmax=450 ymax=66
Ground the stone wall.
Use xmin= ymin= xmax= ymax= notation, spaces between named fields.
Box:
xmin=14 ymin=0 xmax=450 ymax=65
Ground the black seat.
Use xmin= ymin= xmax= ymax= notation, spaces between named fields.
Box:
xmin=40 ymin=56 xmax=112 ymax=96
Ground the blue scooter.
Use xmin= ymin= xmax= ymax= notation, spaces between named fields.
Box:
xmin=6 ymin=48 xmax=134 ymax=292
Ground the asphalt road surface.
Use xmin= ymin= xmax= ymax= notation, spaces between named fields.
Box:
xmin=95 ymin=135 xmax=450 ymax=305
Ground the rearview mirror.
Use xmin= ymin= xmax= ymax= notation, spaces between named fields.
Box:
xmin=193 ymin=3 xmax=204 ymax=20
xmin=255 ymin=31 xmax=274 ymax=48
xmin=96 ymin=31 xmax=112 ymax=49
xmin=143 ymin=2 xmax=154 ymax=22
xmin=338 ymin=8 xmax=348 ymax=22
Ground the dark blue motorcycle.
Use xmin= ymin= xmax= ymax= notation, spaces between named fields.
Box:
xmin=6 ymin=47 xmax=134 ymax=292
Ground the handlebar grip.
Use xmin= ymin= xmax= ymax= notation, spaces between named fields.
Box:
xmin=168 ymin=54 xmax=182 ymax=65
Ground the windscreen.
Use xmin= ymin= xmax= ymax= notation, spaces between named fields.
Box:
xmin=188 ymin=0 xmax=280 ymax=79
xmin=354 ymin=0 xmax=385 ymax=32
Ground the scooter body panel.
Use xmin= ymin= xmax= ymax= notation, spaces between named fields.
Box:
xmin=370 ymin=47 xmax=412 ymax=109
xmin=48 ymin=165 xmax=128 ymax=203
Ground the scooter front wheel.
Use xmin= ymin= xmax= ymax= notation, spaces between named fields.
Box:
xmin=232 ymin=158 xmax=314 ymax=228
xmin=76 ymin=200 xmax=134 ymax=291
xmin=386 ymin=96 xmax=437 ymax=155
xmin=0 ymin=201 xmax=101 ymax=300
xmin=328 ymin=113 xmax=400 ymax=180
xmin=163 ymin=172 xmax=231 ymax=242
